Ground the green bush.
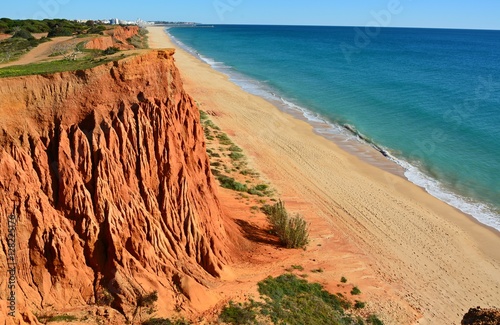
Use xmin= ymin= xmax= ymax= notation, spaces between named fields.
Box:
xmin=217 ymin=133 xmax=233 ymax=145
xmin=340 ymin=276 xmax=347 ymax=283
xmin=254 ymin=184 xmax=268 ymax=191
xmin=217 ymin=175 xmax=248 ymax=192
xmin=354 ymin=301 xmax=366 ymax=309
xmin=219 ymin=301 xmax=258 ymax=325
xmin=367 ymin=315 xmax=384 ymax=325
xmin=37 ymin=314 xmax=78 ymax=322
xmin=229 ymin=151 xmax=244 ymax=160
xmin=229 ymin=144 xmax=242 ymax=152
xmin=264 ymin=200 xmax=309 ymax=249
xmin=350 ymin=286 xmax=361 ymax=295
xmin=48 ymin=26 xmax=73 ymax=37
xmin=257 ymin=274 xmax=353 ymax=325
xmin=102 ymin=46 xmax=120 ymax=55
xmin=137 ymin=291 xmax=158 ymax=307
xmin=219 ymin=274 xmax=383 ymax=325
xmin=12 ymin=29 xmax=34 ymax=40
xmin=87 ymin=25 xmax=106 ymax=34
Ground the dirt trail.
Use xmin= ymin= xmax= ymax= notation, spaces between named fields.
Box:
xmin=0 ymin=36 xmax=74 ymax=68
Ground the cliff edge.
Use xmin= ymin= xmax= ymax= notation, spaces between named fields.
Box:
xmin=0 ymin=50 xmax=233 ymax=323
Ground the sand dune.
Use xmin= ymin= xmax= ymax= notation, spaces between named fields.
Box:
xmin=148 ymin=27 xmax=500 ymax=325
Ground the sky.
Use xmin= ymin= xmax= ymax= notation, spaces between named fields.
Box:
xmin=2 ymin=0 xmax=500 ymax=30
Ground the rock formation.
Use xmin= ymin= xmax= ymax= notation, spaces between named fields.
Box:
xmin=462 ymin=307 xmax=500 ymax=325
xmin=0 ymin=50 xmax=233 ymax=323
xmin=85 ymin=26 xmax=139 ymax=51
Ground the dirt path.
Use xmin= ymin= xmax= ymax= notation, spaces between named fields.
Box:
xmin=0 ymin=36 xmax=74 ymax=68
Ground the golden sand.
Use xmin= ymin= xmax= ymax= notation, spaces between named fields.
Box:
xmin=148 ymin=27 xmax=500 ymax=324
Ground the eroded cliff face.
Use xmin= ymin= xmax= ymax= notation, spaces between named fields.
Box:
xmin=0 ymin=50 xmax=232 ymax=322
xmin=85 ymin=26 xmax=139 ymax=51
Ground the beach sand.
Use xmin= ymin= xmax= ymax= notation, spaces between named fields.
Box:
xmin=147 ymin=27 xmax=500 ymax=324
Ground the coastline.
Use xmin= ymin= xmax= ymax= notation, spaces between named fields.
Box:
xmin=168 ymin=27 xmax=500 ymax=232
xmin=147 ymin=27 xmax=500 ymax=324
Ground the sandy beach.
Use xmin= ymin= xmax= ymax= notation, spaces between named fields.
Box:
xmin=147 ymin=27 xmax=500 ymax=324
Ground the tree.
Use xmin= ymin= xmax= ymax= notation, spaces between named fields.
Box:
xmin=12 ymin=29 xmax=34 ymax=40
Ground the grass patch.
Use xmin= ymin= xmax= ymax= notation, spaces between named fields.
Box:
xmin=291 ymin=265 xmax=304 ymax=271
xmin=0 ymin=56 xmax=118 ymax=78
xmin=311 ymin=268 xmax=324 ymax=273
xmin=37 ymin=314 xmax=78 ymax=322
xmin=264 ymin=200 xmax=309 ymax=249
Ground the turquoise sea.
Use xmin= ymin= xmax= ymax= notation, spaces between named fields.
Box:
xmin=168 ymin=25 xmax=500 ymax=230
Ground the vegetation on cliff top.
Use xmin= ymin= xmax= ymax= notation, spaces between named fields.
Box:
xmin=0 ymin=18 xmax=104 ymax=35
xmin=1 ymin=18 xmax=147 ymax=75
xmin=0 ymin=55 xmax=123 ymax=78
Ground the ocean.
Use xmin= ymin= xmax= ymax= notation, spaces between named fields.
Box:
xmin=168 ymin=25 xmax=500 ymax=230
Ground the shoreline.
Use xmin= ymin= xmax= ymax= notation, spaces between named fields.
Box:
xmin=167 ymin=28 xmax=500 ymax=233
xmin=147 ymin=27 xmax=500 ymax=324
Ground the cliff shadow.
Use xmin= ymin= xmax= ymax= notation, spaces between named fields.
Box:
xmin=235 ymin=219 xmax=281 ymax=247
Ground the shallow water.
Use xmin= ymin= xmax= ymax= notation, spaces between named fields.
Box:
xmin=169 ymin=25 xmax=500 ymax=230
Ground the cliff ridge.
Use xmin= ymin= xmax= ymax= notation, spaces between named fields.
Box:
xmin=0 ymin=50 xmax=232 ymax=323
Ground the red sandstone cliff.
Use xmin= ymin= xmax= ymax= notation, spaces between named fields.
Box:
xmin=0 ymin=50 xmax=233 ymax=323
xmin=85 ymin=26 xmax=140 ymax=51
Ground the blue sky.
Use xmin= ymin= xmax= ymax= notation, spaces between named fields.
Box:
xmin=2 ymin=0 xmax=500 ymax=30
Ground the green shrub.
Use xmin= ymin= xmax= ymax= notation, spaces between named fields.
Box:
xmin=217 ymin=175 xmax=248 ymax=192
xmin=217 ymin=133 xmax=233 ymax=145
xmin=367 ymin=314 xmax=384 ymax=325
xmin=229 ymin=144 xmax=242 ymax=152
xmin=12 ymin=29 xmax=34 ymax=40
xmin=137 ymin=291 xmax=158 ymax=307
xmin=254 ymin=184 xmax=268 ymax=191
xmin=37 ymin=314 xmax=78 ymax=322
xmin=48 ymin=26 xmax=73 ymax=37
xmin=350 ymin=286 xmax=361 ymax=295
xmin=229 ymin=151 xmax=244 ymax=160
xmin=87 ymin=25 xmax=106 ymax=34
xmin=263 ymin=200 xmax=309 ymax=248
xmin=199 ymin=110 xmax=209 ymax=121
xmin=102 ymin=46 xmax=120 ymax=55
xmin=311 ymin=268 xmax=324 ymax=273
xmin=257 ymin=274 xmax=353 ymax=325
xmin=354 ymin=301 xmax=366 ymax=309
xmin=219 ymin=301 xmax=258 ymax=325
xmin=340 ymin=276 xmax=347 ymax=283
xmin=218 ymin=273 xmax=382 ymax=325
